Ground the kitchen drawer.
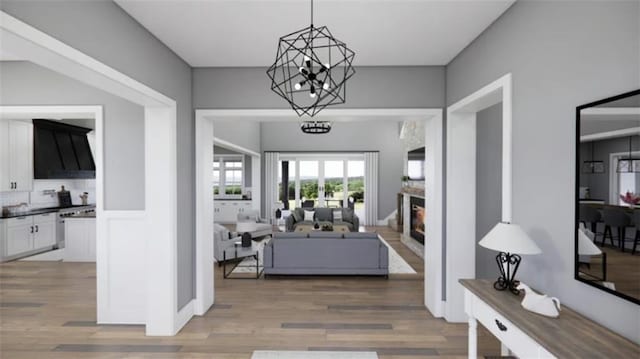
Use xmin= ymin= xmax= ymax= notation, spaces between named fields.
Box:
xmin=7 ymin=216 xmax=32 ymax=227
xmin=33 ymin=212 xmax=56 ymax=223
xmin=472 ymin=294 xmax=553 ymax=358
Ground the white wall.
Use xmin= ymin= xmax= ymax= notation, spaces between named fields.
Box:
xmin=446 ymin=0 xmax=640 ymax=342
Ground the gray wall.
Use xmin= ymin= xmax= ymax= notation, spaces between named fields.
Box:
xmin=475 ymin=103 xmax=502 ymax=279
xmin=0 ymin=61 xmax=145 ymax=210
xmin=1 ymin=1 xmax=196 ymax=310
xmin=446 ymin=0 xmax=640 ymax=341
xmin=212 ymin=120 xmax=261 ymax=153
xmin=193 ymin=66 xmax=446 ymax=109
xmin=261 ymin=121 xmax=404 ymax=219
xmin=213 ymin=145 xmax=252 ymax=187
xmin=580 ymin=136 xmax=640 ymax=202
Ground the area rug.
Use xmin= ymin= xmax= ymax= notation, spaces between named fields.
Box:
xmin=230 ymin=233 xmax=417 ymax=275
xmin=251 ymin=351 xmax=378 ymax=359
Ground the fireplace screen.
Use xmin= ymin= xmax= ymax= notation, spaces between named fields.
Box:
xmin=410 ymin=196 xmax=425 ymax=244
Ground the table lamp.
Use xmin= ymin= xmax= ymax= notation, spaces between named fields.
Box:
xmin=478 ymin=222 xmax=541 ymax=295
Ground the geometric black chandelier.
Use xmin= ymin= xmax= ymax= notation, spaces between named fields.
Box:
xmin=581 ymin=141 xmax=605 ymax=174
xmin=616 ymin=136 xmax=640 ymax=173
xmin=266 ymin=0 xmax=356 ymax=122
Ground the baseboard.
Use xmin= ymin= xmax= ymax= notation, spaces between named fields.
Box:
xmin=175 ymin=299 xmax=195 ymax=334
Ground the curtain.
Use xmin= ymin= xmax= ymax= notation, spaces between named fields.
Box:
xmin=264 ymin=152 xmax=279 ymax=224
xmin=364 ymin=152 xmax=379 ymax=226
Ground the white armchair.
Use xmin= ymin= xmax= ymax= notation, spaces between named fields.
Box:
xmin=236 ymin=209 xmax=272 ymax=239
xmin=214 ymin=223 xmax=240 ymax=264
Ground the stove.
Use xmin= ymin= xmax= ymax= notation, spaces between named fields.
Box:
xmin=56 ymin=206 xmax=96 ymax=248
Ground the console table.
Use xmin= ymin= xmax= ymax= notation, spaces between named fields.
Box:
xmin=460 ymin=279 xmax=639 ymax=359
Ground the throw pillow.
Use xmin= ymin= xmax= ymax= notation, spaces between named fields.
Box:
xmin=333 ymin=209 xmax=343 ymax=222
xmin=304 ymin=210 xmax=315 ymax=222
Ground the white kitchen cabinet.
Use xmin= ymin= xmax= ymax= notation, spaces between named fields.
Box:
xmin=64 ymin=217 xmax=96 ymax=262
xmin=0 ymin=120 xmax=33 ymax=192
xmin=1 ymin=213 xmax=57 ymax=261
xmin=6 ymin=217 xmax=33 ymax=257
xmin=32 ymin=213 xmax=56 ymax=249
xmin=214 ymin=200 xmax=253 ymax=223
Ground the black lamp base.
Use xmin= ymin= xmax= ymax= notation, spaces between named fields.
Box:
xmin=493 ymin=252 xmax=522 ymax=295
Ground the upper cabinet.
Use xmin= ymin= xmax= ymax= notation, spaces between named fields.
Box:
xmin=0 ymin=120 xmax=34 ymax=192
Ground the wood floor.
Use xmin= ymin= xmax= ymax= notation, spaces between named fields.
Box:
xmin=578 ymin=244 xmax=640 ymax=300
xmin=0 ymin=226 xmax=500 ymax=358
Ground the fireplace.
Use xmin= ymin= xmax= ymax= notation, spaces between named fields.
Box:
xmin=410 ymin=196 xmax=425 ymax=244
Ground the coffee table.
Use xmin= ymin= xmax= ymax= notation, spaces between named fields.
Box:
xmin=223 ymin=244 xmax=263 ymax=279
xmin=294 ymin=224 xmax=350 ymax=233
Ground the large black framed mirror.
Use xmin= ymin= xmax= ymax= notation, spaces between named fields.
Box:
xmin=576 ymin=89 xmax=640 ymax=305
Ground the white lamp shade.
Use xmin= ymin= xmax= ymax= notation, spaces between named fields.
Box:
xmin=578 ymin=227 xmax=602 ymax=256
xmin=478 ymin=222 xmax=542 ymax=255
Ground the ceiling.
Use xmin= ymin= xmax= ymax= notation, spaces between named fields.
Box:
xmin=115 ymin=0 xmax=515 ymax=67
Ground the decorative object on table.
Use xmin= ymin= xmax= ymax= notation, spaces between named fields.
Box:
xmin=274 ymin=202 xmax=284 ymax=220
xmin=516 ymin=283 xmax=561 ymax=318
xmin=57 ymin=186 xmax=72 ymax=207
xmin=478 ymin=222 xmax=542 ymax=295
xmin=616 ymin=136 xmax=640 ymax=173
xmin=79 ymin=192 xmax=89 ymax=205
xmin=241 ymin=232 xmax=252 ymax=247
xmin=581 ymin=141 xmax=605 ymax=174
xmin=313 ymin=221 xmax=320 ymax=230
xmin=266 ymin=0 xmax=355 ymax=120
xmin=619 ymin=191 xmax=640 ymax=207
xmin=321 ymin=223 xmax=333 ymax=231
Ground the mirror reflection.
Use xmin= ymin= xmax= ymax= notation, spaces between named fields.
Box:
xmin=577 ymin=90 xmax=640 ymax=304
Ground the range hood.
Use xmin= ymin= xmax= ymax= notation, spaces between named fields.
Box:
xmin=33 ymin=119 xmax=95 ymax=179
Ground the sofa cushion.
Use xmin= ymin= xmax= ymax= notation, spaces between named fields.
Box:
xmin=308 ymin=231 xmax=341 ymax=239
xmin=314 ymin=208 xmax=333 ymax=222
xmin=274 ymin=232 xmax=308 ymax=239
xmin=333 ymin=209 xmax=343 ymax=222
xmin=292 ymin=208 xmax=304 ymax=222
xmin=344 ymin=232 xmax=378 ymax=240
xmin=341 ymin=208 xmax=354 ymax=223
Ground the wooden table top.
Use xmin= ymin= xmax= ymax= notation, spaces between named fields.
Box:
xmin=294 ymin=224 xmax=350 ymax=233
xmin=460 ymin=279 xmax=639 ymax=358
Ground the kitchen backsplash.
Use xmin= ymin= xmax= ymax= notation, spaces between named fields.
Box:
xmin=0 ymin=179 xmax=96 ymax=209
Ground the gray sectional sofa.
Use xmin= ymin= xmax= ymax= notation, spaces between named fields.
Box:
xmin=285 ymin=207 xmax=359 ymax=232
xmin=263 ymin=232 xmax=388 ymax=276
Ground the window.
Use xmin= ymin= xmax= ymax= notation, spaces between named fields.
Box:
xmin=213 ymin=156 xmax=244 ymax=197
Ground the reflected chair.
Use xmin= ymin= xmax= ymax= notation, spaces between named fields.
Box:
xmin=579 ymin=204 xmax=602 ymax=241
xmin=602 ymin=208 xmax=631 ymax=251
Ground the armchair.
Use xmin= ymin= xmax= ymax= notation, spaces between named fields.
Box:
xmin=214 ymin=223 xmax=240 ymax=263
xmin=236 ymin=209 xmax=272 ymax=239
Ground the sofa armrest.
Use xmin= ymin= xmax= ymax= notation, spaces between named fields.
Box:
xmin=379 ymin=242 xmax=389 ymax=269
xmin=264 ymin=242 xmax=273 ymax=268
xmin=285 ymin=215 xmax=296 ymax=232
xmin=351 ymin=215 xmax=360 ymax=232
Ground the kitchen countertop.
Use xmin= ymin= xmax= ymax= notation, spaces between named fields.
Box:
xmin=0 ymin=204 xmax=96 ymax=219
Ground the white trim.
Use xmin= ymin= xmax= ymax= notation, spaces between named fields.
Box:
xmin=608 ymin=151 xmax=640 ymax=205
xmin=194 ymin=108 xmax=444 ymax=323
xmin=197 ymin=108 xmax=439 ymax=121
xmin=1 ymin=11 xmax=184 ymax=336
xmin=445 ymin=73 xmax=513 ymax=322
xmin=580 ymin=127 xmax=640 ymax=142
xmin=582 ymin=107 xmax=640 ymax=116
xmin=214 ymin=137 xmax=261 ymax=157
xmin=0 ymin=12 xmax=173 ymax=108
xmin=175 ymin=299 xmax=195 ymax=333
